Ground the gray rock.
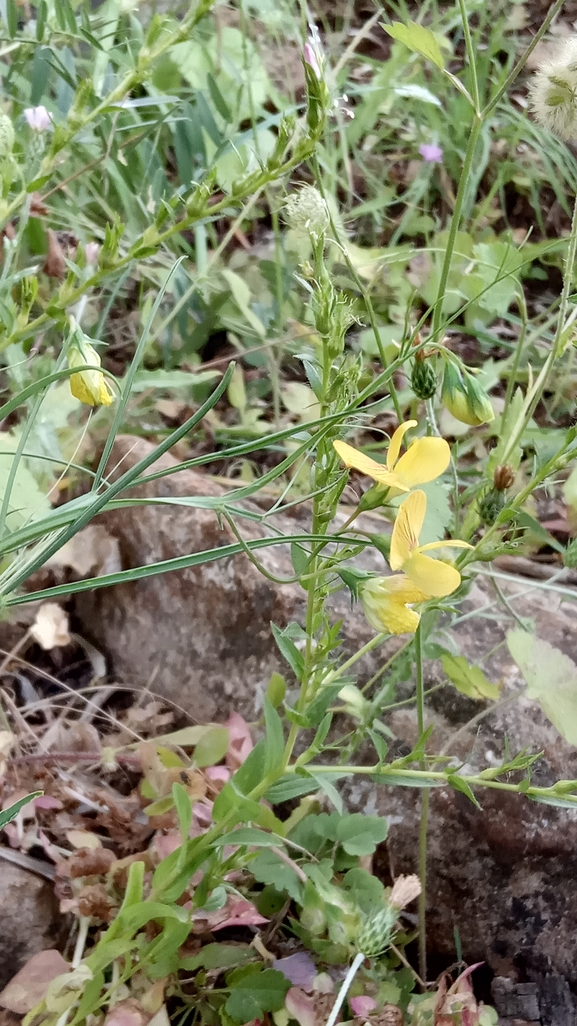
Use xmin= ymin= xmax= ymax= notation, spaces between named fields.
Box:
xmin=0 ymin=863 xmax=62 ymax=988
xmin=73 ymin=436 xmax=577 ymax=988
xmin=74 ymin=435 xmax=384 ymax=719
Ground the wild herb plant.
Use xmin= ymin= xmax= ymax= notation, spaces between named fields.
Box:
xmin=2 ymin=0 xmax=577 ymax=1024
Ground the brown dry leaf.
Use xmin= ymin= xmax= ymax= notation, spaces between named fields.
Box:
xmin=77 ymin=882 xmax=116 ymax=921
xmin=0 ymin=731 xmax=14 ymax=779
xmin=42 ymin=719 xmax=101 ymax=755
xmin=30 ymin=603 xmax=71 ymax=650
xmin=0 ymin=950 xmax=69 ymax=1014
xmin=68 ymin=845 xmax=116 ymax=878
xmin=66 ymin=829 xmax=103 ymax=850
xmin=45 ymin=525 xmax=121 ymax=578
xmin=43 ymin=230 xmax=66 ymax=278
xmin=104 ymin=998 xmax=150 ymax=1026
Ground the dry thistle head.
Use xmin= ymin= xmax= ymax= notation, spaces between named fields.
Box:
xmin=529 ymin=38 xmax=577 ymax=139
xmin=493 ymin=464 xmax=515 ymax=491
xmin=389 ymin=874 xmax=421 ymax=909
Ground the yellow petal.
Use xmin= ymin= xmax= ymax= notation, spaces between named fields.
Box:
xmin=386 ymin=420 xmax=417 ymax=471
xmin=392 ymin=437 xmax=451 ymax=489
xmin=404 ymin=550 xmax=461 ymax=597
xmin=380 ymin=575 xmax=430 ymax=604
xmin=361 ymin=577 xmax=424 ymax=635
xmin=419 ymin=540 xmax=473 ymax=553
xmin=390 ymin=489 xmax=427 ymax=570
xmin=333 ymin=440 xmax=400 ymax=487
xmin=70 ymin=373 xmax=97 ymax=407
xmin=377 ymin=600 xmax=421 ymax=635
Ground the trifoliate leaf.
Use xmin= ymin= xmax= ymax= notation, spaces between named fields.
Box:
xmin=441 ymin=653 xmax=500 ymax=700
xmin=384 ymin=21 xmax=445 ymax=68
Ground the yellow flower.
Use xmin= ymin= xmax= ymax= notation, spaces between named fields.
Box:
xmin=361 ymin=575 xmax=430 ymax=635
xmin=67 ymin=332 xmax=114 ymax=407
xmin=333 ymin=420 xmax=450 ymax=496
xmin=390 ymin=489 xmax=471 ymax=597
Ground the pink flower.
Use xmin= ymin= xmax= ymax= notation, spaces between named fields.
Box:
xmin=419 ymin=143 xmax=443 ymax=163
xmin=84 ymin=242 xmax=100 ymax=266
xmin=304 ymin=41 xmax=321 ymax=77
xmin=24 ymin=106 xmax=51 ymax=131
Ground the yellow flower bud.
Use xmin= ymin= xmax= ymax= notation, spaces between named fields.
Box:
xmin=66 ymin=320 xmax=114 ymax=407
xmin=441 ymin=361 xmax=494 ymax=427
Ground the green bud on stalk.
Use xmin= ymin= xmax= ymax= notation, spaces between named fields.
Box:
xmin=411 ymin=358 xmax=438 ymax=400
xmin=441 ymin=360 xmax=494 ymax=426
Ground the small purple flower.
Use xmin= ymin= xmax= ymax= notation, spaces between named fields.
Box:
xmin=24 ymin=106 xmax=51 ymax=131
xmin=304 ymin=41 xmax=321 ymax=78
xmin=419 ymin=142 xmax=443 ymax=164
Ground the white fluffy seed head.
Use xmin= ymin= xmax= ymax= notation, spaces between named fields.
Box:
xmin=529 ymin=38 xmax=577 ymax=140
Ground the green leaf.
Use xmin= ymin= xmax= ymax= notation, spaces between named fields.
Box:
xmin=172 ymin=783 xmax=192 ymax=842
xmin=263 ymin=697 xmax=284 ymax=776
xmin=447 ymin=774 xmax=481 ymax=809
xmin=179 ymin=943 xmax=254 ymax=972
xmin=194 ymin=725 xmax=229 ymax=768
xmin=0 ymin=791 xmax=42 ymax=828
xmin=335 ymin=813 xmax=389 ymax=855
xmin=0 ymin=0 xmax=17 ymax=37
xmin=212 ymin=827 xmax=283 ymax=848
xmin=441 ymin=653 xmax=500 ymax=700
xmin=507 ymin=630 xmax=577 ymax=745
xmin=266 ymin=672 xmax=286 ymax=708
xmin=384 ymin=20 xmax=445 ymax=68
xmin=250 ymin=849 xmax=303 ymax=901
xmin=264 ymin=774 xmax=320 ymax=803
xmin=271 ymin=623 xmax=304 ymax=681
xmin=225 ymin=968 xmax=289 ymax=1022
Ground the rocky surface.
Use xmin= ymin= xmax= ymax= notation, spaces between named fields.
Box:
xmin=74 ymin=435 xmax=386 ymax=719
xmin=72 ymin=436 xmax=577 ymax=991
xmin=0 ymin=863 xmax=62 ymax=989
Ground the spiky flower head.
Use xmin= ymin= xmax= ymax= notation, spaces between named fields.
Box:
xmin=284 ymin=186 xmax=330 ymax=238
xmin=0 ymin=112 xmax=14 ymax=158
xmin=411 ymin=358 xmax=437 ymax=400
xmin=478 ymin=487 xmax=505 ymax=527
xmin=529 ymin=38 xmax=577 ymax=140
xmin=357 ymin=904 xmax=397 ymax=957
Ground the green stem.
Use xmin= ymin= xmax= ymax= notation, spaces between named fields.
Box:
xmin=503 ymin=291 xmax=528 ymax=412
xmin=320 ymin=632 xmax=388 ymax=689
xmin=431 ymin=116 xmax=482 ymax=343
xmin=457 ymin=0 xmax=480 ymax=114
xmin=415 ymin=622 xmax=428 ymax=986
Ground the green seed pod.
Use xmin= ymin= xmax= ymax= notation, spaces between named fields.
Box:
xmin=478 ymin=487 xmax=505 ymax=526
xmin=357 ymin=905 xmax=397 ymax=957
xmin=411 ymin=359 xmax=437 ymax=400
xmin=0 ymin=113 xmax=14 ymax=158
